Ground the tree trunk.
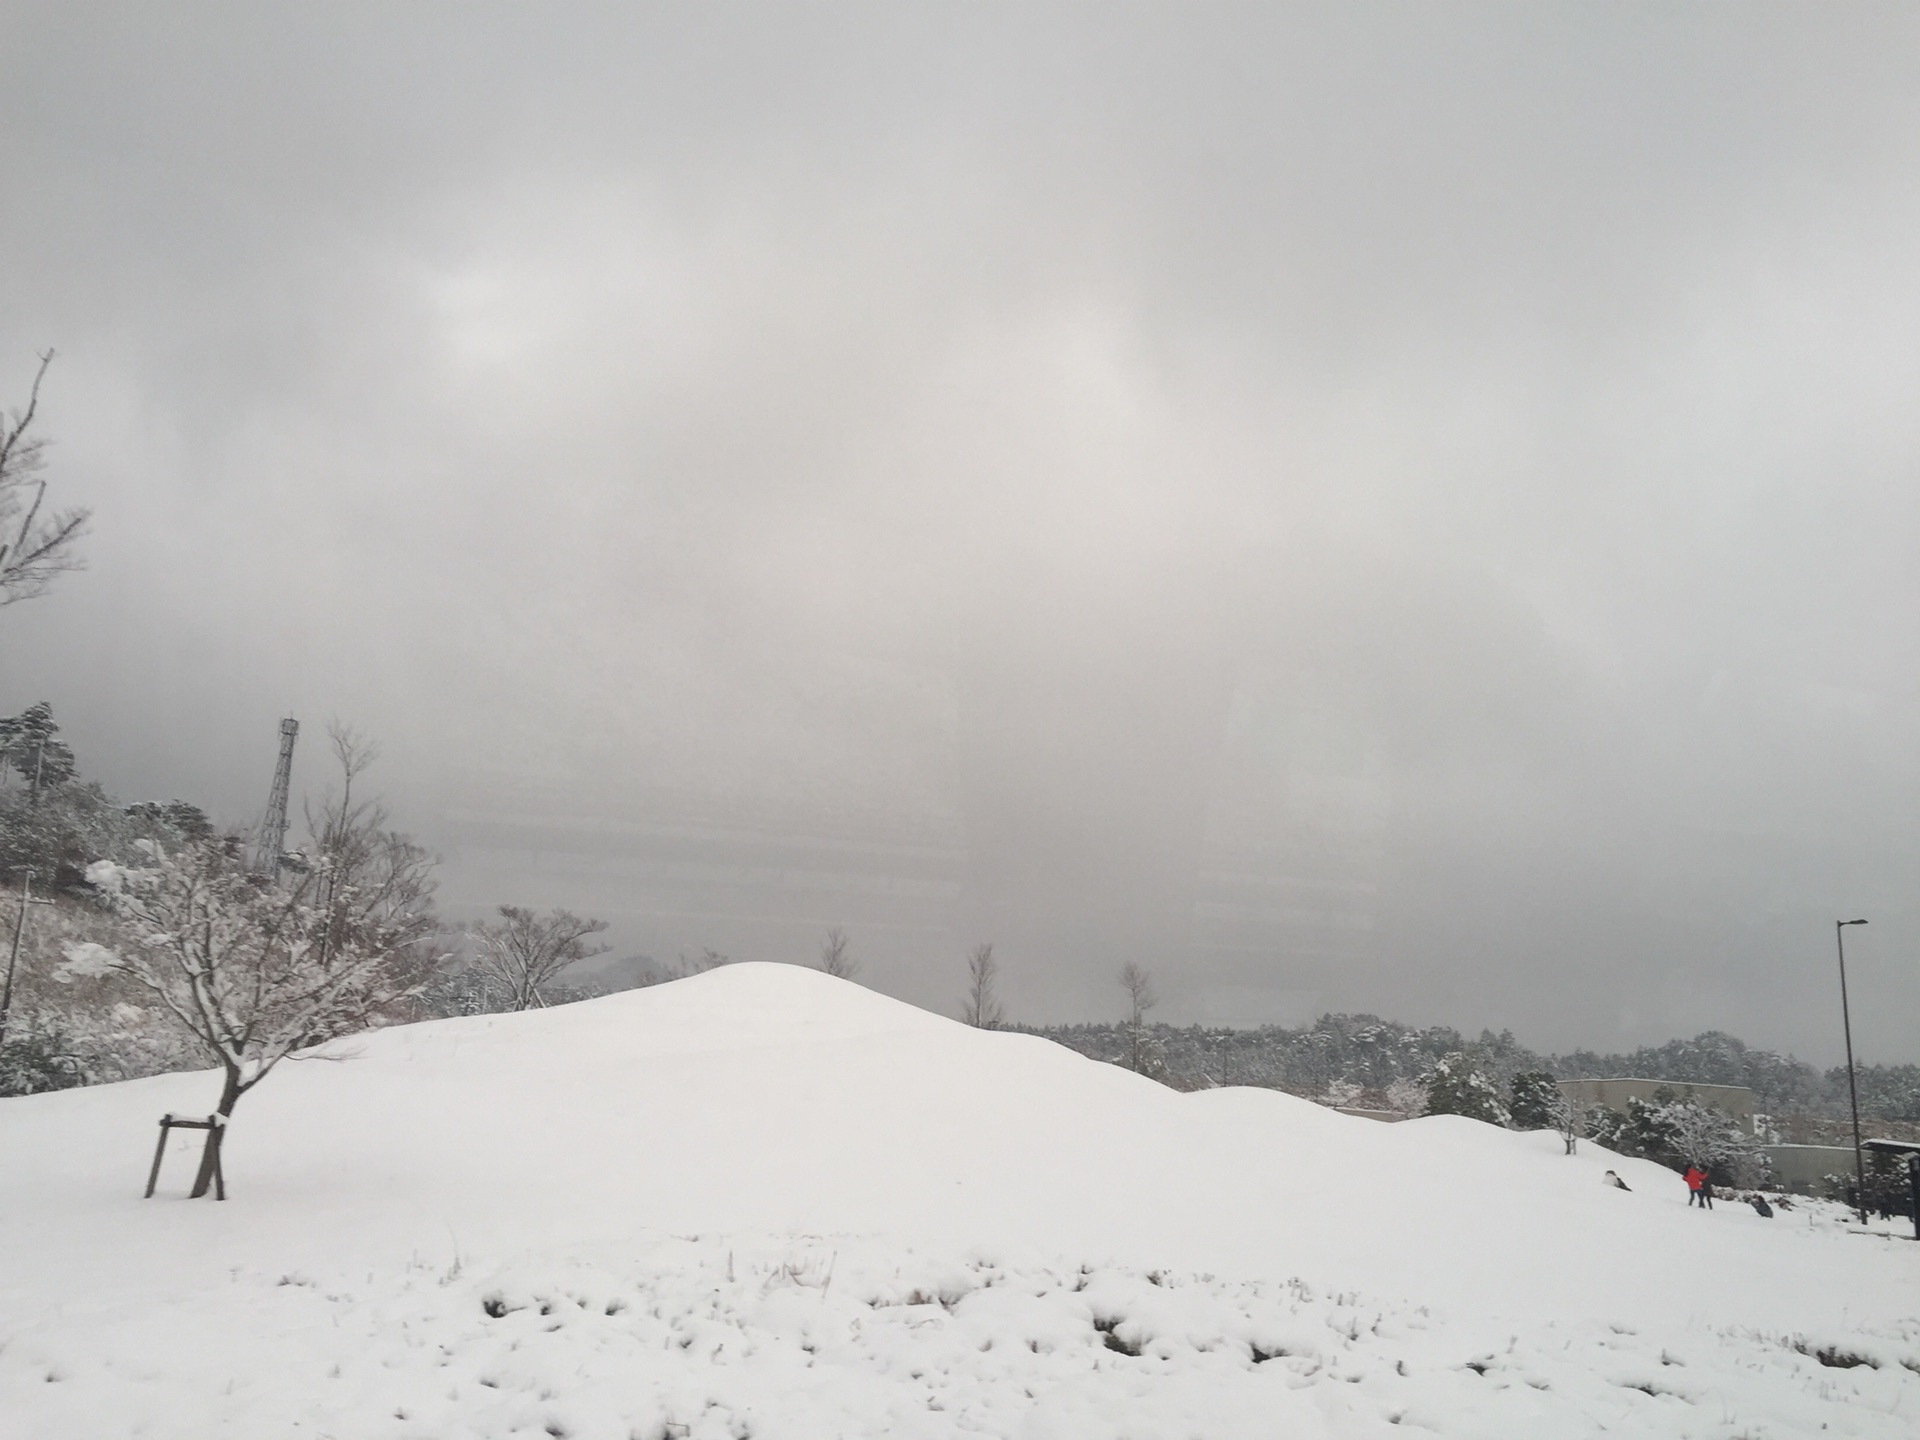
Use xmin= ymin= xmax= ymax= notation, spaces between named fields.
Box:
xmin=189 ymin=1068 xmax=242 ymax=1198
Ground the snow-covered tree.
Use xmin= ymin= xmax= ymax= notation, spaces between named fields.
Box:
xmin=123 ymin=800 xmax=211 ymax=844
xmin=0 ymin=352 xmax=88 ymax=608
xmin=1423 ymin=1052 xmax=1512 ymax=1126
xmin=1584 ymin=1102 xmax=1641 ymax=1156
xmin=961 ymin=942 xmax=1004 ymax=1028
xmin=88 ymin=785 xmax=439 ymax=1196
xmin=1586 ymin=1093 xmax=1767 ymax=1186
xmin=0 ymin=702 xmax=76 ymax=791
xmin=0 ymin=727 xmax=227 ymax=909
xmin=1664 ymin=1096 xmax=1728 ymax=1166
xmin=1508 ymin=1071 xmax=1563 ymax=1131
xmin=1501 ymin=1070 xmax=1583 ymax=1153
xmin=473 ymin=905 xmax=610 ymax=1011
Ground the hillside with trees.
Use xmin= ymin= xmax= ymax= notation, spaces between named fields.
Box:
xmin=0 ymin=708 xmax=630 ymax=1124
xmin=1027 ymin=1015 xmax=1919 ymax=1124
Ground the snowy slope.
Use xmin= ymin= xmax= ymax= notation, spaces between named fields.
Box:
xmin=3 ymin=963 xmax=1917 ymax=1438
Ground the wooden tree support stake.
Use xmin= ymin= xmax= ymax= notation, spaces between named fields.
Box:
xmin=143 ymin=1113 xmax=226 ymax=1201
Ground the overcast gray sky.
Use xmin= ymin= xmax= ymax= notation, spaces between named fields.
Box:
xmin=3 ymin=4 xmax=1916 ymax=1061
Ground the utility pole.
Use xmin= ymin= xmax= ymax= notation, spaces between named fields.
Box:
xmin=253 ymin=717 xmax=299 ymax=876
xmin=1836 ymin=918 xmax=1870 ymax=1225
xmin=0 ymin=869 xmax=53 ymax=1048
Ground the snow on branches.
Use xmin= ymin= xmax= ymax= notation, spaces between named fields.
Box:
xmin=89 ymin=837 xmax=434 ymax=1093
xmin=0 ymin=350 xmax=89 ymax=606
xmin=86 ymin=824 xmax=438 ymax=1196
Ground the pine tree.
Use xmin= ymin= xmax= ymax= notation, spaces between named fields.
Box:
xmin=1423 ymin=1052 xmax=1512 ymax=1125
xmin=0 ymin=703 xmax=76 ymax=791
xmin=1508 ymin=1071 xmax=1563 ymax=1130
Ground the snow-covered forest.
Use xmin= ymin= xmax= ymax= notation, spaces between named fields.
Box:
xmin=1029 ymin=1014 xmax=1920 ymax=1121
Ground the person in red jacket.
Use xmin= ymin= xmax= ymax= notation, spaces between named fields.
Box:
xmin=1684 ymin=1163 xmax=1706 ymax=1207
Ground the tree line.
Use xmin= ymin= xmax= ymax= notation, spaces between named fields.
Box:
xmin=1027 ymin=1011 xmax=1920 ymax=1124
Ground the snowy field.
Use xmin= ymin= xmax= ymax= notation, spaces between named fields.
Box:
xmin=3 ymin=963 xmax=1917 ymax=1438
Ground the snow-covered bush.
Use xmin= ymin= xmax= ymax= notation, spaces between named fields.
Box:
xmin=0 ymin=1018 xmax=84 ymax=1095
xmin=1820 ymin=1155 xmax=1915 ymax=1220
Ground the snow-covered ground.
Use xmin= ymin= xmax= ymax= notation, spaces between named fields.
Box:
xmin=3 ymin=963 xmax=1916 ymax=1437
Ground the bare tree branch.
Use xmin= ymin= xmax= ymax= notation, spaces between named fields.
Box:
xmin=0 ymin=351 xmax=90 ymax=607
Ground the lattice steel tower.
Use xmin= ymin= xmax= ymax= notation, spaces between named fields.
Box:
xmin=254 ymin=717 xmax=299 ymax=874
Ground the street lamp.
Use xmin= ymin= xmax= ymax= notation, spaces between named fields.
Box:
xmin=1836 ymin=918 xmax=1870 ymax=1225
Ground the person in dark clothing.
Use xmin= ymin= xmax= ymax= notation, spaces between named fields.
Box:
xmin=1750 ymin=1195 xmax=1773 ymax=1217
xmin=1603 ymin=1169 xmax=1631 ymax=1191
xmin=1698 ymin=1172 xmax=1715 ymax=1210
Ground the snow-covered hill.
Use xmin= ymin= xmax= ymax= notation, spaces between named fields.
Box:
xmin=3 ymin=963 xmax=1916 ymax=1437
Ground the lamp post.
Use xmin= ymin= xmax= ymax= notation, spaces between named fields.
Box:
xmin=1836 ymin=918 xmax=1869 ymax=1225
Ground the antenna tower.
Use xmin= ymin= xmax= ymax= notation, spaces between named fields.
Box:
xmin=254 ymin=717 xmax=299 ymax=874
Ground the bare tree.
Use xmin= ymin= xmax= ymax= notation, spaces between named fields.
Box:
xmin=961 ymin=942 xmax=1004 ymax=1028
xmin=818 ymin=926 xmax=858 ymax=980
xmin=1550 ymin=1090 xmax=1582 ymax=1156
xmin=473 ymin=906 xmax=611 ymax=1011
xmin=317 ymin=722 xmax=379 ymax=828
xmin=0 ymin=352 xmax=90 ymax=607
xmin=304 ymin=722 xmax=383 ymax=968
xmin=1120 ymin=962 xmax=1155 ymax=1024
xmin=1119 ymin=962 xmax=1159 ymax=1074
